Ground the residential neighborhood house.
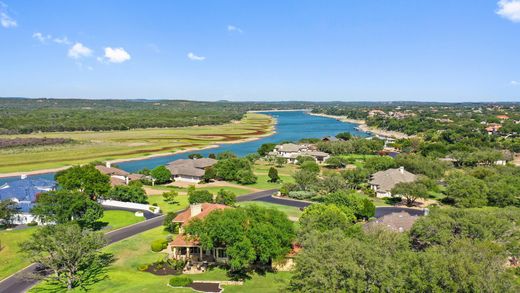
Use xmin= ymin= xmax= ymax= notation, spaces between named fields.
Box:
xmin=0 ymin=176 xmax=57 ymax=224
xmin=365 ymin=210 xmax=426 ymax=232
xmin=369 ymin=167 xmax=417 ymax=197
xmin=268 ymin=143 xmax=330 ymax=164
xmin=170 ymin=203 xmax=231 ymax=265
xmin=95 ymin=162 xmax=146 ymax=186
xmin=166 ymin=158 xmax=217 ymax=183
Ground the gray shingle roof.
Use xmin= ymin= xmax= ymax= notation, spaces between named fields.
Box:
xmin=166 ymin=158 xmax=217 ymax=177
xmin=369 ymin=167 xmax=416 ymax=192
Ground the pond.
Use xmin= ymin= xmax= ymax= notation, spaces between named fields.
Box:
xmin=0 ymin=111 xmax=367 ymax=184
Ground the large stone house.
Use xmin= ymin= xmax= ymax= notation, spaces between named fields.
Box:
xmin=170 ymin=203 xmax=230 ymax=263
xmin=369 ymin=167 xmax=417 ymax=198
xmin=268 ymin=143 xmax=330 ymax=164
xmin=0 ymin=176 xmax=57 ymax=224
xmin=95 ymin=162 xmax=145 ymax=186
xmin=166 ymin=158 xmax=217 ymax=183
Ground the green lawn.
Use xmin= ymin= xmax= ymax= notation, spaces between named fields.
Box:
xmin=239 ymin=202 xmax=303 ymax=219
xmin=0 ymin=227 xmax=37 ymax=281
xmin=100 ymin=210 xmax=145 ymax=231
xmin=197 ymin=186 xmax=252 ymax=196
xmin=31 ymin=226 xmax=292 ymax=292
xmin=147 ymin=194 xmax=190 ymax=214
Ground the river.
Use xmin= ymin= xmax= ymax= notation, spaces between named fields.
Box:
xmin=0 ymin=111 xmax=367 ymax=184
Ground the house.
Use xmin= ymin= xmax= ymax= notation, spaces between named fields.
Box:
xmin=170 ymin=203 xmax=231 ymax=263
xmin=166 ymin=158 xmax=217 ymax=183
xmin=485 ymin=123 xmax=502 ymax=135
xmin=369 ymin=167 xmax=417 ymax=198
xmin=95 ymin=162 xmax=146 ymax=186
xmin=365 ymin=210 xmax=425 ymax=232
xmin=0 ymin=176 xmax=57 ymax=224
xmin=268 ymin=143 xmax=330 ymax=164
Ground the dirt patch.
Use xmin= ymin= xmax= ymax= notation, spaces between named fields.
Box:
xmin=188 ymin=282 xmax=222 ymax=293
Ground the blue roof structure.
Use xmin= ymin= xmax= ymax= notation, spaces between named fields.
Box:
xmin=0 ymin=178 xmax=57 ymax=213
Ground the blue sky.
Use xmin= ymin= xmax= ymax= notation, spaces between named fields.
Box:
xmin=1 ymin=0 xmax=520 ymax=102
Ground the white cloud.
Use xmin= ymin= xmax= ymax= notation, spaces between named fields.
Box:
xmin=68 ymin=42 xmax=92 ymax=59
xmin=104 ymin=47 xmax=131 ymax=63
xmin=0 ymin=9 xmax=18 ymax=28
xmin=53 ymin=36 xmax=71 ymax=45
xmin=511 ymin=80 xmax=520 ymax=85
xmin=32 ymin=32 xmax=51 ymax=43
xmin=227 ymin=25 xmax=243 ymax=33
xmin=497 ymin=0 xmax=520 ymax=22
xmin=187 ymin=52 xmax=206 ymax=61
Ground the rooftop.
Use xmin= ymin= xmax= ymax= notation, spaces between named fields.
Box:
xmin=369 ymin=167 xmax=416 ymax=192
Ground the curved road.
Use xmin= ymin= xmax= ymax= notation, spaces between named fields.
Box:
xmin=0 ymin=189 xmax=422 ymax=292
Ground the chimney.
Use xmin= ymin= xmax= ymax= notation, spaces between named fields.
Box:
xmin=190 ymin=204 xmax=202 ymax=217
xmin=21 ymin=174 xmax=27 ymax=180
xmin=399 ymin=166 xmax=404 ymax=174
xmin=106 ymin=161 xmax=111 ymax=168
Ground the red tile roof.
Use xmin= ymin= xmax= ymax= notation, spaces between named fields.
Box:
xmin=173 ymin=203 xmax=229 ymax=226
xmin=171 ymin=234 xmax=200 ymax=247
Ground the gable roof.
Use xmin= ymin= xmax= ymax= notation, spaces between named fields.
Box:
xmin=369 ymin=167 xmax=416 ymax=192
xmin=276 ymin=143 xmax=306 ymax=153
xmin=95 ymin=165 xmax=129 ymax=177
xmin=173 ymin=203 xmax=230 ymax=226
xmin=166 ymin=158 xmax=217 ymax=177
xmin=365 ymin=211 xmax=420 ymax=232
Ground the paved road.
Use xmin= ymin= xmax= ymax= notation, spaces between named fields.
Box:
xmin=0 ymin=189 xmax=425 ymax=292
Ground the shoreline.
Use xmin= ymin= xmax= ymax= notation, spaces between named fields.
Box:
xmin=308 ymin=112 xmax=410 ymax=139
xmin=0 ymin=118 xmax=277 ymax=179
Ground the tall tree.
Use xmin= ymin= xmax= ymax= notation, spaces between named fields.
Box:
xmin=268 ymin=167 xmax=280 ymax=183
xmin=391 ymin=181 xmax=428 ymax=206
xmin=21 ymin=224 xmax=113 ymax=291
xmin=31 ymin=190 xmax=103 ymax=229
xmin=55 ymin=165 xmax=110 ymax=199
xmin=445 ymin=174 xmax=488 ymax=208
xmin=0 ymin=199 xmax=20 ymax=227
xmin=150 ymin=166 xmax=171 ymax=184
xmin=105 ymin=185 xmax=148 ymax=203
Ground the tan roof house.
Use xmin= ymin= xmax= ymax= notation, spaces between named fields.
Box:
xmin=369 ymin=166 xmax=417 ymax=198
xmin=95 ymin=162 xmax=145 ymax=186
xmin=166 ymin=158 xmax=217 ymax=183
xmin=269 ymin=143 xmax=330 ymax=164
xmin=170 ymin=203 xmax=231 ymax=264
xmin=365 ymin=211 xmax=421 ymax=232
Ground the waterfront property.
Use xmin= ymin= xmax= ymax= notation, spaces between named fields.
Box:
xmin=95 ymin=162 xmax=146 ymax=186
xmin=369 ymin=167 xmax=417 ymax=197
xmin=170 ymin=203 xmax=230 ymax=265
xmin=0 ymin=177 xmax=56 ymax=224
xmin=268 ymin=143 xmax=330 ymax=164
xmin=166 ymin=158 xmax=217 ymax=183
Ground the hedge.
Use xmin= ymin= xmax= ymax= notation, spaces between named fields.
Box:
xmin=169 ymin=276 xmax=193 ymax=287
xmin=151 ymin=239 xmax=168 ymax=252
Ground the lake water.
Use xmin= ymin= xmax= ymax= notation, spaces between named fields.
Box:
xmin=0 ymin=111 xmax=367 ymax=184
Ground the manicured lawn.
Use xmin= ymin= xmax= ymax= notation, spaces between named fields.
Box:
xmin=31 ymin=226 xmax=292 ymax=292
xmin=147 ymin=193 xmax=190 ymax=214
xmin=0 ymin=113 xmax=274 ymax=174
xmin=0 ymin=227 xmax=37 ymax=281
xmin=100 ymin=210 xmax=145 ymax=231
xmin=197 ymin=186 xmax=252 ymax=196
xmin=239 ymin=202 xmax=303 ymax=219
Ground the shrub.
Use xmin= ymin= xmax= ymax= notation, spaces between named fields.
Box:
xmin=169 ymin=276 xmax=193 ymax=287
xmin=151 ymin=239 xmax=168 ymax=252
xmin=27 ymin=221 xmax=38 ymax=227
xmin=288 ymin=191 xmax=315 ymax=200
xmin=138 ymin=264 xmax=149 ymax=271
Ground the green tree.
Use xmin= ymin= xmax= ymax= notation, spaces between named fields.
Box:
xmin=293 ymin=170 xmax=318 ymax=191
xmin=257 ymin=143 xmax=276 ymax=156
xmin=215 ymin=189 xmax=236 ymax=206
xmin=236 ymin=169 xmax=257 ymax=184
xmin=391 ymin=181 xmax=428 ymax=206
xmin=445 ymin=174 xmax=488 ymax=207
xmin=106 ymin=185 xmax=148 ymax=203
xmin=55 ymin=165 xmax=110 ymax=199
xmin=364 ymin=156 xmax=397 ymax=172
xmin=324 ymin=190 xmax=375 ymax=219
xmin=324 ymin=156 xmax=347 ymax=168
xmin=188 ymin=188 xmax=213 ymax=204
xmin=0 ymin=199 xmax=20 ymax=227
xmin=188 ymin=153 xmax=203 ymax=159
xmin=268 ymin=167 xmax=280 ymax=183
xmin=150 ymin=166 xmax=171 ymax=184
xmin=163 ymin=212 xmax=179 ymax=233
xmin=21 ymin=224 xmax=113 ymax=290
xmin=32 ymin=190 xmax=104 ymax=229
xmin=299 ymin=204 xmax=356 ymax=240
xmin=185 ymin=205 xmax=295 ymax=273
xmin=275 ymin=157 xmax=287 ymax=167
xmin=162 ymin=190 xmax=178 ymax=204
xmin=335 ymin=132 xmax=352 ymax=141
xmin=300 ymin=161 xmax=320 ymax=174
xmin=317 ymin=173 xmax=347 ymax=194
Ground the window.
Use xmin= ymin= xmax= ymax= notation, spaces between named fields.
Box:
xmin=217 ymin=249 xmax=227 ymax=258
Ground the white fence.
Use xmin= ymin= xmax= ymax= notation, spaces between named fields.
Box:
xmin=99 ymin=199 xmax=161 ymax=214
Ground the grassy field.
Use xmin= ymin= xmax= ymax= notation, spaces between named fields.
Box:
xmin=31 ymin=226 xmax=292 ymax=292
xmin=239 ymin=202 xmax=303 ymax=219
xmin=100 ymin=210 xmax=145 ymax=231
xmin=146 ymin=193 xmax=190 ymax=214
xmin=0 ymin=113 xmax=274 ymax=174
xmin=0 ymin=227 xmax=37 ymax=281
